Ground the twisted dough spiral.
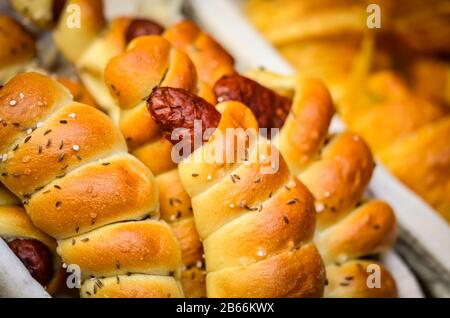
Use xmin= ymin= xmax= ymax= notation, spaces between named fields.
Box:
xmin=0 ymin=72 xmax=182 ymax=298
xmin=221 ymin=70 xmax=397 ymax=297
xmin=105 ymin=34 xmax=226 ymax=297
xmin=175 ymin=100 xmax=325 ymax=298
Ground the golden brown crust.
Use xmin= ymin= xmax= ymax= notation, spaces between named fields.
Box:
xmin=325 ymin=260 xmax=397 ymax=298
xmin=0 ymin=102 xmax=126 ymax=197
xmin=58 ymin=220 xmax=181 ymax=279
xmin=164 ymin=21 xmax=235 ymax=87
xmin=342 ymin=71 xmax=446 ymax=153
xmin=300 ymin=132 xmax=375 ymax=229
xmin=278 ymin=77 xmax=335 ymax=174
xmin=0 ymin=16 xmax=36 ymax=82
xmin=119 ymin=102 xmax=162 ymax=150
xmin=181 ymin=266 xmax=206 ymax=298
xmin=0 ymin=72 xmax=182 ymax=297
xmin=207 ymin=244 xmax=325 ymax=298
xmin=171 ymin=219 xmax=203 ymax=267
xmin=317 ymin=200 xmax=396 ymax=264
xmin=244 ymin=69 xmax=398 ymax=298
xmin=27 ymin=154 xmax=158 ymax=239
xmin=157 ymin=168 xmax=205 ymax=298
xmin=105 ymin=36 xmax=199 ymax=176
xmin=57 ymin=77 xmax=97 ymax=106
xmin=157 ymin=169 xmax=194 ymax=224
xmin=81 ymin=274 xmax=183 ymax=298
xmin=0 ymin=205 xmax=55 ymax=251
xmin=409 ymin=58 xmax=450 ymax=108
xmin=105 ymin=35 xmax=197 ymax=109
xmin=380 ymin=117 xmax=450 ymax=222
xmin=179 ymin=101 xmax=325 ymax=298
xmin=204 ymin=179 xmax=315 ymax=272
xmin=0 ymin=72 xmax=71 ymax=153
xmin=0 ymin=184 xmax=19 ymax=206
xmin=104 ymin=35 xmax=216 ymax=297
xmin=342 ymin=70 xmax=450 ymax=221
xmin=131 ymin=137 xmax=177 ymax=175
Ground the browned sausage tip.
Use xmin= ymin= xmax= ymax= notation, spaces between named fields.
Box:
xmin=8 ymin=238 xmax=54 ymax=286
xmin=214 ymin=74 xmax=292 ymax=129
xmin=126 ymin=18 xmax=165 ymax=44
xmin=147 ymin=87 xmax=221 ymax=154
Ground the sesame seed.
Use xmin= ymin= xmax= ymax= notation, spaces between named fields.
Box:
xmin=9 ymin=100 xmax=17 ymax=106
xmin=196 ymin=260 xmax=203 ymax=268
xmin=19 ymin=93 xmax=24 ymax=99
xmin=59 ymin=120 xmax=68 ymax=124
xmin=286 ymin=180 xmax=296 ymax=189
xmin=36 ymin=122 xmax=43 ymax=128
xmin=26 ymin=128 xmax=33 ymax=135
xmin=1 ymin=154 xmax=7 ymax=162
xmin=229 ymin=203 xmax=235 ymax=208
xmin=68 ymin=113 xmax=77 ymax=119
xmin=256 ymin=248 xmax=266 ymax=257
xmin=72 ymin=145 xmax=80 ymax=151
xmin=207 ymin=174 xmax=212 ymax=181
xmin=315 ymin=202 xmax=325 ymax=213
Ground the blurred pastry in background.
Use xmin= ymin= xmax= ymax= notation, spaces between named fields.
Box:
xmin=246 ymin=0 xmax=450 ymax=222
xmin=341 ymin=71 xmax=450 ymax=223
xmin=0 ymin=15 xmax=36 ymax=83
